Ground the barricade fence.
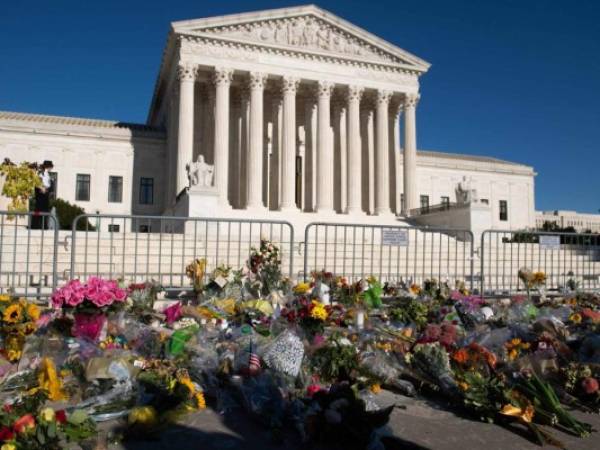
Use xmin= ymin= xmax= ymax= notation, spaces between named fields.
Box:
xmin=303 ymin=222 xmax=475 ymax=289
xmin=70 ymin=215 xmax=295 ymax=290
xmin=0 ymin=211 xmax=59 ymax=298
xmin=2 ymin=209 xmax=600 ymax=299
xmin=480 ymin=230 xmax=600 ymax=295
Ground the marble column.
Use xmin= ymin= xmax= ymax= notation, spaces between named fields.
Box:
xmin=247 ymin=72 xmax=268 ymax=210
xmin=345 ymin=85 xmax=364 ymax=215
xmin=332 ymin=98 xmax=347 ymax=213
xmin=176 ymin=63 xmax=196 ymax=196
xmin=304 ymin=96 xmax=317 ymax=212
xmin=280 ymin=76 xmax=299 ymax=211
xmin=389 ymin=100 xmax=402 ymax=214
xmin=316 ymin=80 xmax=334 ymax=213
xmin=239 ymin=88 xmax=250 ymax=208
xmin=403 ymin=93 xmax=420 ymax=215
xmin=212 ymin=67 xmax=233 ymax=208
xmin=375 ymin=89 xmax=392 ymax=215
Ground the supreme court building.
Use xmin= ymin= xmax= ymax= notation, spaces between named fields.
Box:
xmin=0 ymin=5 xmax=536 ymax=234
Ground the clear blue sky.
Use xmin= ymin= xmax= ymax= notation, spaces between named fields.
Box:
xmin=1 ymin=0 xmax=598 ymax=213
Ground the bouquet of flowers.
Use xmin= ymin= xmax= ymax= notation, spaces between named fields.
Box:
xmin=243 ymin=239 xmax=283 ymax=297
xmin=51 ymin=277 xmax=127 ymax=341
xmin=0 ymin=158 xmax=41 ymax=214
xmin=0 ymin=295 xmax=41 ymax=362
xmin=128 ymin=280 xmax=162 ymax=321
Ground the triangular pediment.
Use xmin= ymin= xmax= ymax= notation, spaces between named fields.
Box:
xmin=172 ymin=5 xmax=430 ymax=72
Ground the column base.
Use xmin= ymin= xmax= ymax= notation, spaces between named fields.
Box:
xmin=345 ymin=206 xmax=366 ymax=217
xmin=374 ymin=207 xmax=393 ymax=217
xmin=279 ymin=205 xmax=300 ymax=213
xmin=316 ymin=207 xmax=335 ymax=215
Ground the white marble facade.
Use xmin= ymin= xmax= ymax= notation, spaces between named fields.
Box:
xmin=0 ymin=5 xmax=537 ymax=232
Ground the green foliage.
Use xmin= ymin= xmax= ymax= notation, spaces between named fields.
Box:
xmin=312 ymin=335 xmax=360 ymax=381
xmin=389 ymin=297 xmax=429 ymax=329
xmin=0 ymin=159 xmax=41 ymax=213
xmin=50 ymin=197 xmax=95 ymax=230
xmin=362 ymin=280 xmax=383 ymax=309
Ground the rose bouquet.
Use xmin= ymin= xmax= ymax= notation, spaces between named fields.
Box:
xmin=51 ymin=277 xmax=127 ymax=341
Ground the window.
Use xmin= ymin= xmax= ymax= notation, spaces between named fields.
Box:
xmin=48 ymin=172 xmax=58 ymax=201
xmin=139 ymin=177 xmax=154 ymax=205
xmin=108 ymin=224 xmax=120 ymax=233
xmin=480 ymin=198 xmax=489 ymax=205
xmin=108 ymin=176 xmax=123 ymax=203
xmin=400 ymin=194 xmax=405 ymax=213
xmin=76 ymin=174 xmax=90 ymax=201
xmin=499 ymin=200 xmax=508 ymax=221
xmin=440 ymin=196 xmax=450 ymax=208
xmin=139 ymin=224 xmax=150 ymax=233
xmin=420 ymin=195 xmax=429 ymax=212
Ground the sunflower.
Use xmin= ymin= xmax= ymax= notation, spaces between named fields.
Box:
xmin=26 ymin=303 xmax=40 ymax=321
xmin=195 ymin=392 xmax=207 ymax=409
xmin=178 ymin=376 xmax=196 ymax=397
xmin=3 ymin=303 xmax=23 ymax=324
xmin=0 ymin=294 xmax=10 ymax=302
xmin=7 ymin=349 xmax=21 ymax=362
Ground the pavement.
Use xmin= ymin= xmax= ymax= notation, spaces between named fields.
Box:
xmin=100 ymin=391 xmax=599 ymax=450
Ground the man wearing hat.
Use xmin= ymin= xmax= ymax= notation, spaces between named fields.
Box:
xmin=32 ymin=160 xmax=54 ymax=229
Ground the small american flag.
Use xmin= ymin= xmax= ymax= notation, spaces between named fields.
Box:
xmin=248 ymin=340 xmax=261 ymax=374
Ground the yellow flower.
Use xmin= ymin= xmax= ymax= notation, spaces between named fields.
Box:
xmin=409 ymin=284 xmax=421 ymax=295
xmin=370 ymin=383 xmax=382 ymax=394
xmin=3 ymin=303 xmax=23 ymax=324
xmin=178 ymin=376 xmax=196 ymax=397
xmin=40 ymin=407 xmax=55 ymax=422
xmin=37 ymin=357 xmax=66 ymax=401
xmin=570 ymin=313 xmax=582 ymax=324
xmin=128 ymin=406 xmax=158 ymax=427
xmin=2 ymin=444 xmax=17 ymax=450
xmin=509 ymin=338 xmax=522 ymax=347
xmin=310 ymin=301 xmax=328 ymax=321
xmin=26 ymin=303 xmax=40 ymax=321
xmin=23 ymin=321 xmax=36 ymax=335
xmin=521 ymin=342 xmax=531 ymax=350
xmin=195 ymin=392 xmax=207 ymax=409
xmin=458 ymin=381 xmax=470 ymax=391
xmin=508 ymin=349 xmax=519 ymax=361
xmin=0 ymin=294 xmax=10 ymax=302
xmin=7 ymin=349 xmax=21 ymax=362
xmin=293 ymin=282 xmax=311 ymax=295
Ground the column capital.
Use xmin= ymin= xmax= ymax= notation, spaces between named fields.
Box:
xmin=376 ymin=89 xmax=392 ymax=106
xmin=280 ymin=75 xmax=300 ymax=94
xmin=316 ymin=80 xmax=334 ymax=99
xmin=345 ymin=85 xmax=364 ymax=102
xmin=239 ymin=85 xmax=250 ymax=102
xmin=404 ymin=92 xmax=420 ymax=108
xmin=247 ymin=72 xmax=268 ymax=91
xmin=177 ymin=63 xmax=197 ymax=82
xmin=389 ymin=99 xmax=403 ymax=119
xmin=212 ymin=67 xmax=234 ymax=87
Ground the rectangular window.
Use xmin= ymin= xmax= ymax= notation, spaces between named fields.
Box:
xmin=441 ymin=196 xmax=450 ymax=207
xmin=480 ymin=198 xmax=489 ymax=205
xmin=75 ymin=174 xmax=90 ymax=201
xmin=49 ymin=172 xmax=58 ymax=201
xmin=499 ymin=200 xmax=508 ymax=221
xmin=108 ymin=176 xmax=123 ymax=203
xmin=400 ymin=193 xmax=405 ymax=213
xmin=420 ymin=195 xmax=430 ymax=212
xmin=139 ymin=224 xmax=150 ymax=233
xmin=139 ymin=177 xmax=154 ymax=205
xmin=108 ymin=224 xmax=120 ymax=233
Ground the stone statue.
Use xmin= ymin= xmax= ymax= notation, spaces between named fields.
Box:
xmin=455 ymin=176 xmax=478 ymax=204
xmin=187 ymin=155 xmax=214 ymax=188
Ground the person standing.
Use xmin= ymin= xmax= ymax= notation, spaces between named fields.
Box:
xmin=33 ymin=160 xmax=53 ymax=229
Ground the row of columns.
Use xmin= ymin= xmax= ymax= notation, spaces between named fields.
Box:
xmin=175 ymin=63 xmax=420 ymax=215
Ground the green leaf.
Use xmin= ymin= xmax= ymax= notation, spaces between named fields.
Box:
xmin=68 ymin=409 xmax=89 ymax=425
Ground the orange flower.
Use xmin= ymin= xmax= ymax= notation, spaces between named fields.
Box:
xmin=13 ymin=414 xmax=35 ymax=433
xmin=452 ymin=348 xmax=469 ymax=365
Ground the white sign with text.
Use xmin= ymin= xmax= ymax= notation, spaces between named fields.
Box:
xmin=381 ymin=229 xmax=409 ymax=246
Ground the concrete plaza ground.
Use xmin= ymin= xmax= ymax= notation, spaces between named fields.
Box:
xmin=104 ymin=391 xmax=599 ymax=450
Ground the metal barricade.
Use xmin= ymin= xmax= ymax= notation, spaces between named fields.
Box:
xmin=480 ymin=230 xmax=600 ymax=295
xmin=70 ymin=214 xmax=294 ymax=289
xmin=303 ymin=222 xmax=475 ymax=288
xmin=0 ymin=211 xmax=59 ymax=298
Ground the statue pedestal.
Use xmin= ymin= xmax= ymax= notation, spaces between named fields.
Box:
xmin=172 ymin=187 xmax=220 ymax=218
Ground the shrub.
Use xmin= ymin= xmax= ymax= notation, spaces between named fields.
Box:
xmin=50 ymin=198 xmax=95 ymax=231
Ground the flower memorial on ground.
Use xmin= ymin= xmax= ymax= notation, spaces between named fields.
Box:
xmin=0 ymin=240 xmax=598 ymax=449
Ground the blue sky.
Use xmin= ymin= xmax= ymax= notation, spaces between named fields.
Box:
xmin=1 ymin=0 xmax=598 ymax=212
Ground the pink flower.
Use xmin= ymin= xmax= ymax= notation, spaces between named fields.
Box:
xmin=450 ymin=290 xmax=464 ymax=301
xmin=163 ymin=302 xmax=182 ymax=325
xmin=582 ymin=377 xmax=599 ymax=395
xmin=307 ymin=384 xmax=324 ymax=398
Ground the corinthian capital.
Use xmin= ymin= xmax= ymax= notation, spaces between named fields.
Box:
xmin=247 ymin=72 xmax=268 ymax=91
xmin=404 ymin=93 xmax=420 ymax=108
xmin=345 ymin=85 xmax=364 ymax=103
xmin=316 ymin=80 xmax=333 ymax=99
xmin=212 ymin=67 xmax=234 ymax=87
xmin=376 ymin=89 xmax=392 ymax=106
xmin=280 ymin=76 xmax=300 ymax=95
xmin=177 ymin=63 xmax=197 ymax=82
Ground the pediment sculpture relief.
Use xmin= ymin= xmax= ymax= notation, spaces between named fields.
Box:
xmin=198 ymin=16 xmax=403 ymax=64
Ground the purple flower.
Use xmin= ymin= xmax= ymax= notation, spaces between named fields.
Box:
xmin=163 ymin=302 xmax=182 ymax=325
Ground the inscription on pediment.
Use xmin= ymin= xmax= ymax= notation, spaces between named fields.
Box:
xmin=195 ymin=16 xmax=406 ymax=65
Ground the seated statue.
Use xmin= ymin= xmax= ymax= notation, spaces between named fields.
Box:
xmin=186 ymin=155 xmax=214 ymax=188
xmin=455 ymin=176 xmax=477 ymax=204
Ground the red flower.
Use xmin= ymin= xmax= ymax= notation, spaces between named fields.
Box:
xmin=582 ymin=377 xmax=599 ymax=395
xmin=55 ymin=409 xmax=67 ymax=424
xmin=13 ymin=414 xmax=35 ymax=433
xmin=2 ymin=404 xmax=12 ymax=413
xmin=0 ymin=426 xmax=14 ymax=440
